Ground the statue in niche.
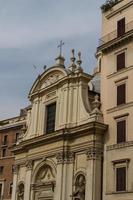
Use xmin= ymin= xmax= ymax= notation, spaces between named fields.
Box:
xmin=17 ymin=183 xmax=24 ymax=200
xmin=72 ymin=174 xmax=86 ymax=200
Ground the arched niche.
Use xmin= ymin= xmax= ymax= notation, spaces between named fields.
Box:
xmin=72 ymin=172 xmax=86 ymax=200
xmin=17 ymin=182 xmax=24 ymax=200
xmin=32 ymin=160 xmax=56 ymax=200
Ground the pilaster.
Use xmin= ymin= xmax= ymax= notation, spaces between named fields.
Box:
xmin=85 ymin=147 xmax=103 ymax=200
xmin=11 ymin=165 xmax=19 ymax=200
xmin=24 ymin=160 xmax=33 ymax=200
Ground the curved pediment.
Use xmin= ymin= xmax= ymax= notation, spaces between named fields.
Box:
xmin=29 ymin=66 xmax=67 ymax=97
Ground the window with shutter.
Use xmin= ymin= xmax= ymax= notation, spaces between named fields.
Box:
xmin=117 ymin=120 xmax=126 ymax=143
xmin=117 ymin=52 xmax=125 ymax=71
xmin=117 ymin=84 xmax=126 ymax=106
xmin=116 ymin=167 xmax=126 ymax=191
xmin=117 ymin=18 xmax=125 ymax=37
xmin=46 ymin=103 xmax=56 ymax=134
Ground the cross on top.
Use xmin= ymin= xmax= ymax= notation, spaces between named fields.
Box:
xmin=57 ymin=40 xmax=65 ymax=56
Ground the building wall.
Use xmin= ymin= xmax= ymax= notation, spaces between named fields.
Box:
xmin=0 ymin=117 xmax=26 ymax=200
xmin=98 ymin=0 xmax=133 ymax=199
xmin=12 ymin=60 xmax=107 ymax=200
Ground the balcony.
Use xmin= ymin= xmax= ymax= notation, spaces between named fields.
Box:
xmin=98 ymin=20 xmax=133 ymax=47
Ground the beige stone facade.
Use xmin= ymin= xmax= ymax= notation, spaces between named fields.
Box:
xmin=11 ymin=53 xmax=107 ymax=200
xmin=97 ymin=0 xmax=133 ymax=199
xmin=11 ymin=1 xmax=133 ymax=200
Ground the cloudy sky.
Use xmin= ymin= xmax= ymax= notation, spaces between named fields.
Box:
xmin=0 ymin=0 xmax=105 ymax=120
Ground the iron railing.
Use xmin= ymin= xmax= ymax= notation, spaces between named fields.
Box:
xmin=99 ymin=20 xmax=133 ymax=46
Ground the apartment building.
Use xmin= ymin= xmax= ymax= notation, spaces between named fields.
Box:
xmin=97 ymin=0 xmax=133 ymax=199
xmin=0 ymin=113 xmax=26 ymax=200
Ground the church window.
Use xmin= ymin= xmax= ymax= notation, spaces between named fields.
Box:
xmin=46 ymin=102 xmax=56 ymax=134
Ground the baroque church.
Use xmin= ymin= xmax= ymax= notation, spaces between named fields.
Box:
xmin=11 ymin=0 xmax=133 ymax=200
xmin=12 ymin=50 xmax=107 ymax=200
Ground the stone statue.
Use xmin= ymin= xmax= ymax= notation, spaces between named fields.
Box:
xmin=72 ymin=174 xmax=85 ymax=200
xmin=17 ymin=184 xmax=24 ymax=200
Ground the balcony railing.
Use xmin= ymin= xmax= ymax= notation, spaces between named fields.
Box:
xmin=99 ymin=20 xmax=133 ymax=46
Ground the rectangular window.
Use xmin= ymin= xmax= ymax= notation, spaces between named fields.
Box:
xmin=116 ymin=167 xmax=126 ymax=191
xmin=2 ymin=149 xmax=7 ymax=157
xmin=0 ymin=166 xmax=4 ymax=175
xmin=3 ymin=135 xmax=8 ymax=145
xmin=117 ymin=84 xmax=126 ymax=106
xmin=117 ymin=120 xmax=126 ymax=143
xmin=9 ymin=183 xmax=13 ymax=195
xmin=117 ymin=52 xmax=125 ymax=71
xmin=117 ymin=18 xmax=125 ymax=37
xmin=15 ymin=133 xmax=19 ymax=143
xmin=0 ymin=183 xmax=2 ymax=196
xmin=46 ymin=103 xmax=56 ymax=134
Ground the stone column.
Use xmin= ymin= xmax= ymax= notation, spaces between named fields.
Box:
xmin=85 ymin=147 xmax=103 ymax=200
xmin=11 ymin=165 xmax=19 ymax=200
xmin=24 ymin=160 xmax=33 ymax=200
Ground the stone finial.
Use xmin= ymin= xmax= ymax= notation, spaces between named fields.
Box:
xmin=68 ymin=49 xmax=77 ymax=72
xmin=92 ymin=95 xmax=101 ymax=110
xmin=90 ymin=95 xmax=102 ymax=120
xmin=76 ymin=51 xmax=83 ymax=73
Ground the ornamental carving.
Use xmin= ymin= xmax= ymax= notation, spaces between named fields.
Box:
xmin=56 ymin=151 xmax=74 ymax=164
xmin=72 ymin=174 xmax=86 ymax=200
xmin=35 ymin=164 xmax=55 ymax=184
xmin=25 ymin=160 xmax=33 ymax=170
xmin=41 ymin=72 xmax=64 ymax=89
xmin=86 ymin=147 xmax=102 ymax=160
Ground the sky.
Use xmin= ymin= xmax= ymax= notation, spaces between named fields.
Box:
xmin=0 ymin=0 xmax=105 ymax=120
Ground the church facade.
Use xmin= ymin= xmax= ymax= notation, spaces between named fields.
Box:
xmin=12 ymin=51 xmax=107 ymax=200
xmin=10 ymin=0 xmax=133 ymax=200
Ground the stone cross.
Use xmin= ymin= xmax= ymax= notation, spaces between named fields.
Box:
xmin=57 ymin=40 xmax=65 ymax=56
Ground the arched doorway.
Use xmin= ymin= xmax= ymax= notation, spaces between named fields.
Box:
xmin=32 ymin=162 xmax=56 ymax=200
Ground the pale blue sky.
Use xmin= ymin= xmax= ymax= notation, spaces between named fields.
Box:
xmin=0 ymin=0 xmax=105 ymax=119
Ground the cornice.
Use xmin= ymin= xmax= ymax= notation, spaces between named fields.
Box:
xmin=107 ymin=65 xmax=133 ymax=79
xmin=106 ymin=0 xmax=133 ymax=19
xmin=97 ymin=30 xmax=133 ymax=53
xmin=29 ymin=72 xmax=92 ymax=100
xmin=107 ymin=141 xmax=133 ymax=151
xmin=0 ymin=122 xmax=25 ymax=132
xmin=107 ymin=101 xmax=133 ymax=114
xmin=13 ymin=122 xmax=107 ymax=154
